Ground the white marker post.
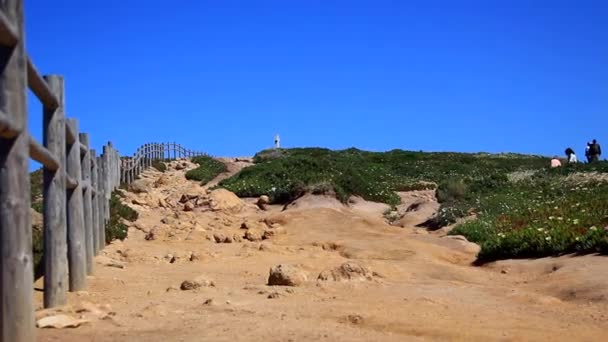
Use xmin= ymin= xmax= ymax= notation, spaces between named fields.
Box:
xmin=274 ymin=134 xmax=280 ymax=149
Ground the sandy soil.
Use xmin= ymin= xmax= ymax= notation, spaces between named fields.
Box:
xmin=36 ymin=159 xmax=608 ymax=341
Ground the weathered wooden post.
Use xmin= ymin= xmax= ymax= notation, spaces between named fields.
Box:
xmin=173 ymin=142 xmax=176 ymax=159
xmin=134 ymin=148 xmax=139 ymax=178
xmin=79 ymin=133 xmax=93 ymax=275
xmin=102 ymin=145 xmax=110 ymax=223
xmin=0 ymin=0 xmax=35 ymax=339
xmin=145 ymin=143 xmax=150 ymax=168
xmin=90 ymin=149 xmax=100 ymax=255
xmin=41 ymin=75 xmax=68 ymax=309
xmin=66 ymin=118 xmax=86 ymax=290
xmin=96 ymin=155 xmax=105 ymax=249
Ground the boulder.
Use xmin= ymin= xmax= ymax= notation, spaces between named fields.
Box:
xmin=257 ymin=195 xmax=270 ymax=210
xmin=232 ymin=233 xmax=243 ymax=243
xmin=131 ymin=198 xmax=148 ymax=206
xmin=208 ymin=189 xmax=245 ymax=213
xmin=244 ymin=228 xmax=264 ymax=242
xmin=318 ymin=262 xmax=374 ymax=282
xmin=153 ymin=175 xmax=170 ymax=188
xmin=180 ymin=275 xmax=214 ymax=290
xmin=268 ymin=264 xmax=308 ymax=286
xmin=442 ymin=235 xmax=481 ymax=255
xmin=183 ymin=202 xmax=194 ymax=212
xmin=263 ymin=226 xmax=286 ymax=239
xmin=129 ymin=179 xmax=149 ymax=194
xmin=213 ymin=233 xmax=225 ymax=243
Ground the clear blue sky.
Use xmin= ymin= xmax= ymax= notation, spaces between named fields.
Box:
xmin=24 ymin=0 xmax=607 ymax=160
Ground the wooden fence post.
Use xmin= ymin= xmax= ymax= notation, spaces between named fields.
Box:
xmin=102 ymin=145 xmax=110 ymax=223
xmin=90 ymin=149 xmax=100 ymax=255
xmin=0 ymin=0 xmax=35 ymax=338
xmin=79 ymin=133 xmax=93 ymax=275
xmin=96 ymin=155 xmax=105 ymax=249
xmin=41 ymin=75 xmax=68 ymax=309
xmin=144 ymin=143 xmax=149 ymax=168
xmin=66 ymin=118 xmax=86 ymax=290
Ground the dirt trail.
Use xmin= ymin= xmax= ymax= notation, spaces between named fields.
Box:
xmin=37 ymin=160 xmax=608 ymax=341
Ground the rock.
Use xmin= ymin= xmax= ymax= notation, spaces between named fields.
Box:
xmin=268 ymin=264 xmax=308 ymax=286
xmin=132 ymin=198 xmax=148 ymax=206
xmin=74 ymin=301 xmax=114 ymax=319
xmin=183 ymin=202 xmax=194 ymax=212
xmin=346 ymin=314 xmax=364 ymax=325
xmin=267 ymin=292 xmax=281 ymax=299
xmin=158 ymin=197 xmax=168 ymax=208
xmin=96 ymin=256 xmax=126 ymax=269
xmin=232 ymin=233 xmax=243 ymax=243
xmin=189 ymin=252 xmax=201 ymax=261
xmin=208 ymin=189 xmax=245 ymax=213
xmin=166 ymin=286 xmax=179 ymax=292
xmin=37 ymin=314 xmax=90 ymax=329
xmin=263 ymin=226 xmax=286 ymax=239
xmin=160 ymin=217 xmax=173 ymax=225
xmin=257 ymin=195 xmax=270 ymax=210
xmin=244 ymin=228 xmax=264 ymax=242
xmin=129 ymin=179 xmax=149 ymax=194
xmin=318 ymin=262 xmax=374 ymax=282
xmin=203 ymin=298 xmax=214 ymax=305
xmin=442 ymin=235 xmax=481 ymax=255
xmin=153 ymin=175 xmax=170 ymax=188
xmin=175 ymin=163 xmax=186 ymax=170
xmin=213 ymin=233 xmax=227 ymax=243
xmin=144 ymin=230 xmax=156 ymax=241
xmin=180 ymin=275 xmax=215 ymax=290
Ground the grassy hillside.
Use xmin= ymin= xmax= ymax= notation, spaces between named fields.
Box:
xmin=185 ymin=156 xmax=227 ymax=185
xmin=220 ymin=147 xmax=608 ymax=261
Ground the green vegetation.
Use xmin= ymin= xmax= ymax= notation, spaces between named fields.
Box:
xmin=450 ymin=167 xmax=608 ymax=263
xmin=221 ymin=148 xmax=545 ymax=205
xmin=185 ymin=156 xmax=227 ymax=185
xmin=151 ymin=159 xmax=167 ymax=172
xmin=106 ymin=192 xmax=138 ymax=243
xmin=30 ymin=166 xmax=138 ymax=278
xmin=221 ymin=147 xmax=608 ymax=262
xmin=30 ymin=169 xmax=43 ymax=213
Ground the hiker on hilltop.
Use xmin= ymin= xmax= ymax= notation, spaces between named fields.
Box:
xmin=585 ymin=142 xmax=592 ymax=163
xmin=565 ymin=148 xmax=578 ymax=164
xmin=550 ymin=156 xmax=562 ymax=168
xmin=588 ymin=139 xmax=602 ymax=162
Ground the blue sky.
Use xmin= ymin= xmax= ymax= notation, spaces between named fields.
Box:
xmin=25 ymin=0 xmax=607 ymax=161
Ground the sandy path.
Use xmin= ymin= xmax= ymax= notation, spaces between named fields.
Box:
xmin=36 ymin=160 xmax=608 ymax=341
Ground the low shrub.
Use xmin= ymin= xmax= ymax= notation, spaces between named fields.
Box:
xmin=151 ymin=159 xmax=167 ymax=172
xmin=106 ymin=191 xmax=138 ymax=243
xmin=185 ymin=156 xmax=227 ymax=185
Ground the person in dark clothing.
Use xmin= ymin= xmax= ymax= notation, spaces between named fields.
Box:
xmin=588 ymin=139 xmax=602 ymax=162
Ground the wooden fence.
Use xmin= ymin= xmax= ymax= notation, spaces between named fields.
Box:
xmin=120 ymin=142 xmax=205 ymax=185
xmin=0 ymin=2 xmax=204 ymax=341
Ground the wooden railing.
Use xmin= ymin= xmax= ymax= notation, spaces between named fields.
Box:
xmin=0 ymin=2 xmax=203 ymax=341
xmin=120 ymin=142 xmax=205 ymax=185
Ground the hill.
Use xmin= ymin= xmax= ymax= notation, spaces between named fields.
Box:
xmin=219 ymin=148 xmax=608 ymax=262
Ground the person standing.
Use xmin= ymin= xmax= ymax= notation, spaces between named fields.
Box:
xmin=589 ymin=139 xmax=602 ymax=162
xmin=585 ymin=142 xmax=592 ymax=163
xmin=565 ymin=147 xmax=578 ymax=164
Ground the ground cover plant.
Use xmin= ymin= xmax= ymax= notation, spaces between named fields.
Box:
xmin=30 ymin=168 xmax=138 ymax=278
xmin=185 ymin=156 xmax=227 ymax=185
xmin=220 ymin=148 xmax=608 ymax=261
